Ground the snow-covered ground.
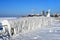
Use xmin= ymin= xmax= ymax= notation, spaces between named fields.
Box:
xmin=0 ymin=17 xmax=60 ymax=40
xmin=11 ymin=18 xmax=60 ymax=40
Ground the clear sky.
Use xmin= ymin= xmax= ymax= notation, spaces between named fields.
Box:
xmin=0 ymin=0 xmax=60 ymax=17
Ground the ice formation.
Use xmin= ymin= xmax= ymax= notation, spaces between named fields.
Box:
xmin=0 ymin=16 xmax=60 ymax=40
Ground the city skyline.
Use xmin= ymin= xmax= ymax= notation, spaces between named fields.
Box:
xmin=0 ymin=0 xmax=60 ymax=17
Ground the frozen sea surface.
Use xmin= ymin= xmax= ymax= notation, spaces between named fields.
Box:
xmin=11 ymin=20 xmax=60 ymax=40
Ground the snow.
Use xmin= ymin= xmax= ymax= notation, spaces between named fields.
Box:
xmin=0 ymin=17 xmax=60 ymax=40
xmin=12 ymin=22 xmax=60 ymax=40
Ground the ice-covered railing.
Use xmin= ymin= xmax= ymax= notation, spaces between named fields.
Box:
xmin=10 ymin=17 xmax=60 ymax=40
xmin=8 ymin=17 xmax=57 ymax=35
xmin=40 ymin=17 xmax=60 ymax=33
xmin=0 ymin=17 xmax=60 ymax=40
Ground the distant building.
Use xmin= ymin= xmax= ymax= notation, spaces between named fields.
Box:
xmin=53 ymin=14 xmax=58 ymax=17
xmin=41 ymin=10 xmax=45 ymax=16
xmin=46 ymin=9 xmax=50 ymax=17
xmin=57 ymin=14 xmax=60 ymax=17
xmin=21 ymin=9 xmax=60 ymax=17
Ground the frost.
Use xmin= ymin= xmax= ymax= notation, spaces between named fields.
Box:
xmin=0 ymin=17 xmax=60 ymax=40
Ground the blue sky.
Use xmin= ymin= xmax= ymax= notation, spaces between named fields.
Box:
xmin=0 ymin=0 xmax=60 ymax=17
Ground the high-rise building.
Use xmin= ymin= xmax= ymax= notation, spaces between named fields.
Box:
xmin=41 ymin=10 xmax=45 ymax=16
xmin=46 ymin=9 xmax=50 ymax=17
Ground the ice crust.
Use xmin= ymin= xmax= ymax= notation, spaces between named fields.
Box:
xmin=0 ymin=17 xmax=60 ymax=40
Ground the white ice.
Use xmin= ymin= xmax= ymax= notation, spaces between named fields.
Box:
xmin=0 ymin=17 xmax=60 ymax=40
